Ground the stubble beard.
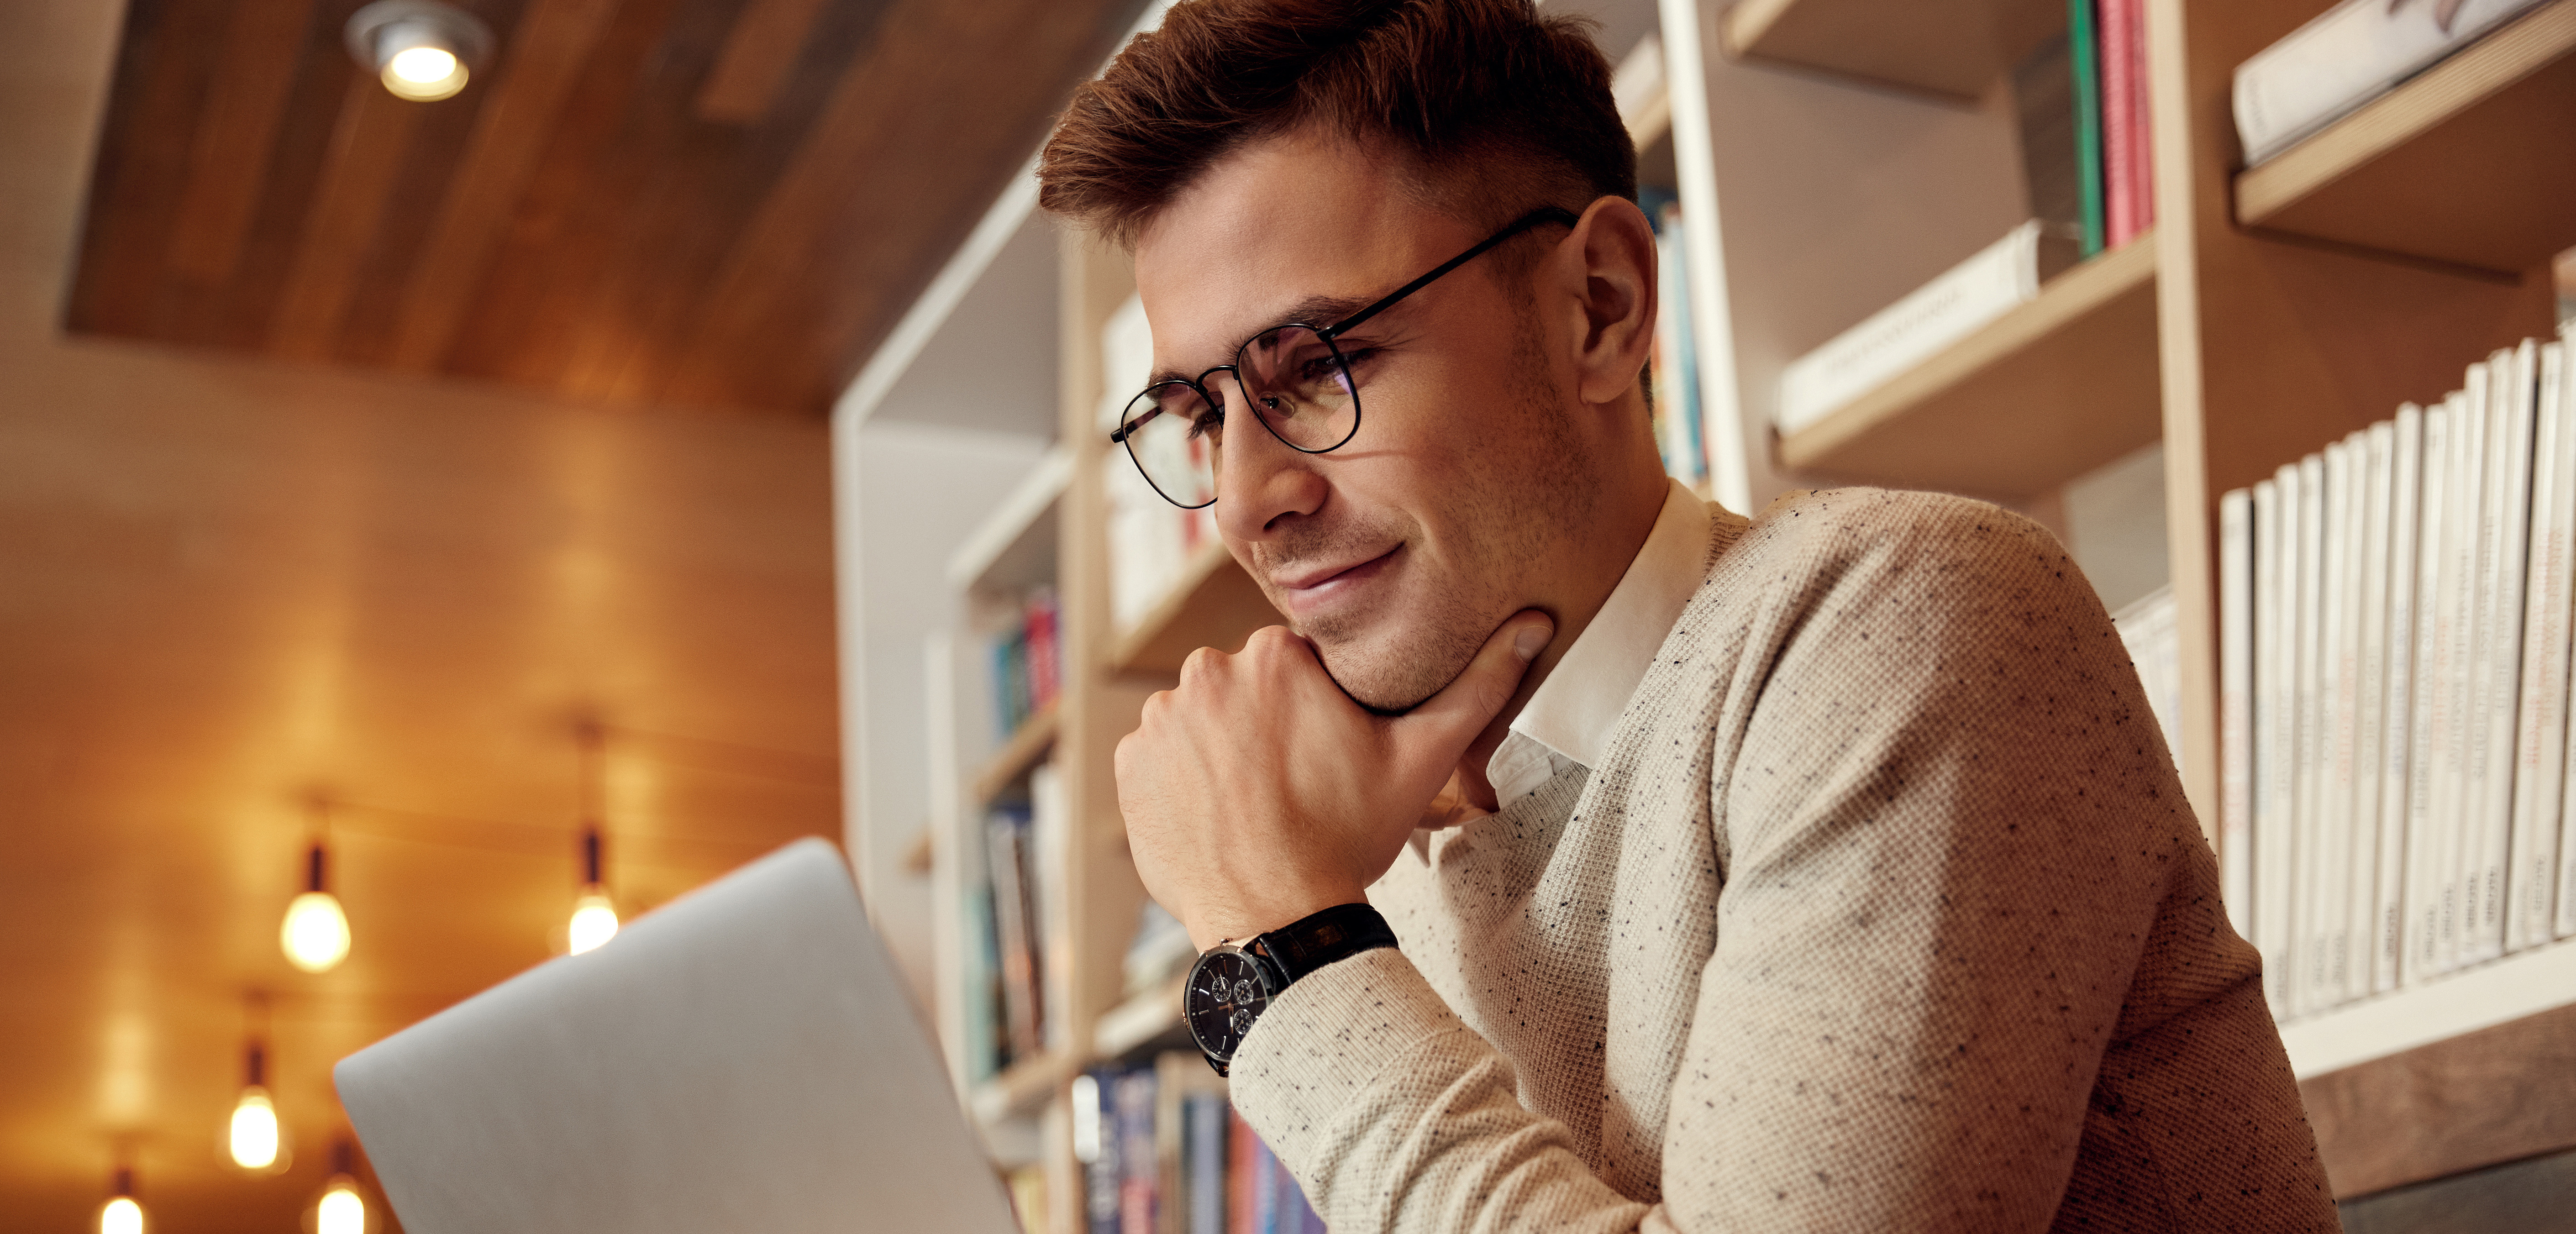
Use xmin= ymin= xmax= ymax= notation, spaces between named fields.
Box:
xmin=1283 ymin=304 xmax=1594 ymax=714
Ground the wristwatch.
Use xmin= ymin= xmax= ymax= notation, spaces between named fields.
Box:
xmin=1183 ymin=903 xmax=1398 ymax=1076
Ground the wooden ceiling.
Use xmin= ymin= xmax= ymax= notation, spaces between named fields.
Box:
xmin=67 ymin=0 xmax=1145 ymax=415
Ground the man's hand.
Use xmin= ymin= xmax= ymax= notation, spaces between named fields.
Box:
xmin=1115 ymin=612 xmax=1554 ymax=951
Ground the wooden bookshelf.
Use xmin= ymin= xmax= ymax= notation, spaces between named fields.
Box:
xmin=1093 ymin=976 xmax=1190 ymax=1061
xmin=1721 ymin=0 xmax=2065 ymax=98
xmin=861 ymin=2 xmax=2576 ymax=1227
xmin=1777 ymin=235 xmax=2162 ymax=500
xmin=970 ymin=1050 xmax=1078 ymax=1128
xmin=1107 ymin=542 xmax=1283 ymax=677
xmin=970 ymin=702 xmax=1060 ymax=807
xmin=2235 ymin=0 xmax=2576 ymax=277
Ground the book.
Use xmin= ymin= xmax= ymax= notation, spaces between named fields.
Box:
xmin=2068 ymin=0 xmax=2106 ymax=257
xmin=2434 ymin=383 xmax=2484 ymax=973
xmin=2218 ymin=486 xmax=2256 ymax=936
xmin=2308 ymin=441 xmax=2350 ymax=1008
xmin=2293 ymin=451 xmax=2328 ymax=1014
xmin=2376 ymin=405 xmax=2425 ymax=991
xmin=1007 ymin=1163 xmax=1049 ymax=1234
xmin=1645 ymin=195 xmax=1705 ymax=488
xmin=1117 ymin=1067 xmax=1161 ymax=1234
xmin=2346 ymin=424 xmax=2395 ymax=1002
xmin=1775 ymin=221 xmax=2079 ymax=436
xmin=2509 ymin=340 xmax=2572 ymax=952
xmin=986 ymin=803 xmax=1045 ymax=1061
xmin=2098 ymin=0 xmax=2151 ymax=249
xmin=1030 ymin=761 xmax=1070 ymax=1052
xmin=2233 ymin=0 xmax=2551 ymax=166
xmin=2469 ymin=342 xmax=2541 ymax=964
xmin=1184 ymin=1089 xmax=1230 ymax=1234
xmin=2257 ymin=467 xmax=2300 ymax=1013
xmin=2402 ymin=400 xmax=2454 ymax=986
xmin=1078 ymin=1071 xmax=1122 ymax=1234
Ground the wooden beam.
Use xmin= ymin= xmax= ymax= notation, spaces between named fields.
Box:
xmin=387 ymin=0 xmax=621 ymax=372
xmin=696 ymin=0 xmax=831 ymax=124
xmin=268 ymin=77 xmax=419 ymax=360
xmin=165 ymin=0 xmax=320 ymax=284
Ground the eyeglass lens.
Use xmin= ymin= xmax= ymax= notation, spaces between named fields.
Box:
xmin=1116 ymin=325 xmax=1361 ymax=510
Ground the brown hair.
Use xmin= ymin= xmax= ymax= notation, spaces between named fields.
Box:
xmin=1039 ymin=0 xmax=1635 ymax=249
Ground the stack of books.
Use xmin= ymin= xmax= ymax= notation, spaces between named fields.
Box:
xmin=962 ymin=763 xmax=1069 ymax=1082
xmin=988 ymin=586 xmax=1060 ymax=740
xmin=2218 ymin=327 xmax=2576 ymax=1023
xmin=1076 ymin=1055 xmax=1322 ymax=1234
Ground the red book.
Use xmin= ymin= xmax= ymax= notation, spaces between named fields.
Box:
xmin=2099 ymin=0 xmax=2138 ymax=247
xmin=1228 ymin=1108 xmax=1258 ymax=1234
xmin=2125 ymin=0 xmax=2154 ymax=235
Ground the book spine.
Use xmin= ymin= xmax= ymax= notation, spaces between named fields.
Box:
xmin=2069 ymin=0 xmax=2106 ymax=257
xmin=2124 ymin=0 xmax=2154 ymax=235
xmin=986 ymin=808 xmax=1040 ymax=1060
xmin=1118 ymin=1070 xmax=1161 ymax=1234
xmin=1087 ymin=1071 xmax=1124 ymax=1234
xmin=2253 ymin=477 xmax=2295 ymax=1013
xmin=2460 ymin=357 xmax=2513 ymax=966
xmin=2293 ymin=452 xmax=2328 ymax=1016
xmin=1251 ymin=1134 xmax=1280 ymax=1234
xmin=2475 ymin=342 xmax=2541 ymax=961
xmin=2310 ymin=442 xmax=2354 ymax=1008
xmin=2378 ymin=405 xmax=2424 ymax=991
xmin=2403 ymin=402 xmax=2454 ymax=985
xmin=2219 ymin=487 xmax=2257 ymax=936
xmin=2559 ymin=325 xmax=2576 ymax=940
xmin=2437 ymin=384 xmax=2487 ymax=972
xmin=2099 ymin=0 xmax=2138 ymax=248
xmin=2511 ymin=340 xmax=2571 ymax=952
xmin=2348 ymin=424 xmax=2395 ymax=1002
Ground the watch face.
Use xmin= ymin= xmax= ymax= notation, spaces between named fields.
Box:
xmin=1183 ymin=948 xmax=1271 ymax=1063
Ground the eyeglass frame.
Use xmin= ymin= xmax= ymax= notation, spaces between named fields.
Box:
xmin=1106 ymin=205 xmax=1583 ymax=509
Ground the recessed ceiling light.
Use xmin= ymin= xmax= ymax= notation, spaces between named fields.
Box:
xmin=344 ymin=1 xmax=493 ymax=104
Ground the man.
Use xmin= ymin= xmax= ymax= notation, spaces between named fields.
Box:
xmin=1039 ymin=1 xmax=2338 ymax=1229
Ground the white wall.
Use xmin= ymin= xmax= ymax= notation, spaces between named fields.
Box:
xmin=835 ymin=419 xmax=1051 ymax=1014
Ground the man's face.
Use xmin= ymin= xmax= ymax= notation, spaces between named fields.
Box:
xmin=1133 ymin=131 xmax=1599 ymax=711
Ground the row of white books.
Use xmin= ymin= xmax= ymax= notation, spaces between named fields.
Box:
xmin=2217 ymin=326 xmax=2576 ymax=1023
xmin=2234 ymin=0 xmax=2550 ymax=166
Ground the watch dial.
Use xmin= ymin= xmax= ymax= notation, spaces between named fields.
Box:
xmin=1184 ymin=950 xmax=1270 ymax=1061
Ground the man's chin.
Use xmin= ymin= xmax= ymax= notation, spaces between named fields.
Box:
xmin=1309 ymin=629 xmax=1473 ymax=716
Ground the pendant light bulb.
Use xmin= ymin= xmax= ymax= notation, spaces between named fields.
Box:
xmin=316 ymin=1176 xmax=367 ymax=1234
xmin=99 ymin=1197 xmax=142 ymax=1234
xmin=228 ymin=1087 xmax=280 ymax=1170
xmin=281 ymin=841 xmax=350 ymax=972
xmin=567 ymin=887 xmax=619 ymax=955
xmin=99 ymin=1168 xmax=142 ymax=1234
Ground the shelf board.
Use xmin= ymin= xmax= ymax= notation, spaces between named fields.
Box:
xmin=946 ymin=445 xmax=1069 ymax=597
xmin=2278 ymin=935 xmax=2576 ymax=1080
xmin=968 ymin=1050 xmax=1073 ymax=1127
xmin=969 ymin=702 xmax=1059 ymax=807
xmin=1108 ymin=542 xmax=1283 ymax=677
xmin=1775 ymin=233 xmax=2161 ymax=500
xmin=2236 ymin=0 xmax=2576 ymax=276
xmin=1093 ymin=976 xmax=1188 ymax=1061
xmin=1721 ymin=0 xmax=2065 ymax=99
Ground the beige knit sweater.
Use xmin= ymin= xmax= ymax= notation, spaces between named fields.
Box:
xmin=1230 ymin=488 xmax=2339 ymax=1233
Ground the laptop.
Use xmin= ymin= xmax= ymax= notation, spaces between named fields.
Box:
xmin=335 ymin=837 xmax=1022 ymax=1234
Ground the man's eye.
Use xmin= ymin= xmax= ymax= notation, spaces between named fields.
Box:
xmin=1186 ymin=409 xmax=1225 ymax=440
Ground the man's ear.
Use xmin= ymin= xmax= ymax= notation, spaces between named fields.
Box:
xmin=1564 ymin=196 xmax=1659 ymax=408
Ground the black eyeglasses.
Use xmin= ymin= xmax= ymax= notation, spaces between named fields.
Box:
xmin=1108 ymin=206 xmax=1580 ymax=509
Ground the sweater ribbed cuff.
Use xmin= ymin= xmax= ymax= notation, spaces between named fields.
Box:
xmin=1230 ymin=945 xmax=1470 ymax=1139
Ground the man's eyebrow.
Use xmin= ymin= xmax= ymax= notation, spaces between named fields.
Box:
xmin=1144 ymin=293 xmax=1383 ymax=387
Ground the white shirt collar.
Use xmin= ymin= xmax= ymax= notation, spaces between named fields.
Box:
xmin=1484 ymin=479 xmax=1714 ymax=803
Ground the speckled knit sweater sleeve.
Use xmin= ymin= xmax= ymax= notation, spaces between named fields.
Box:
xmin=1227 ymin=489 xmax=2338 ymax=1233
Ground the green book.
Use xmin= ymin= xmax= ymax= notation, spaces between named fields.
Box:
xmin=2068 ymin=0 xmax=2106 ymax=258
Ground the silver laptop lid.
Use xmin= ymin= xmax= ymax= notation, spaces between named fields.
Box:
xmin=336 ymin=837 xmax=1019 ymax=1234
